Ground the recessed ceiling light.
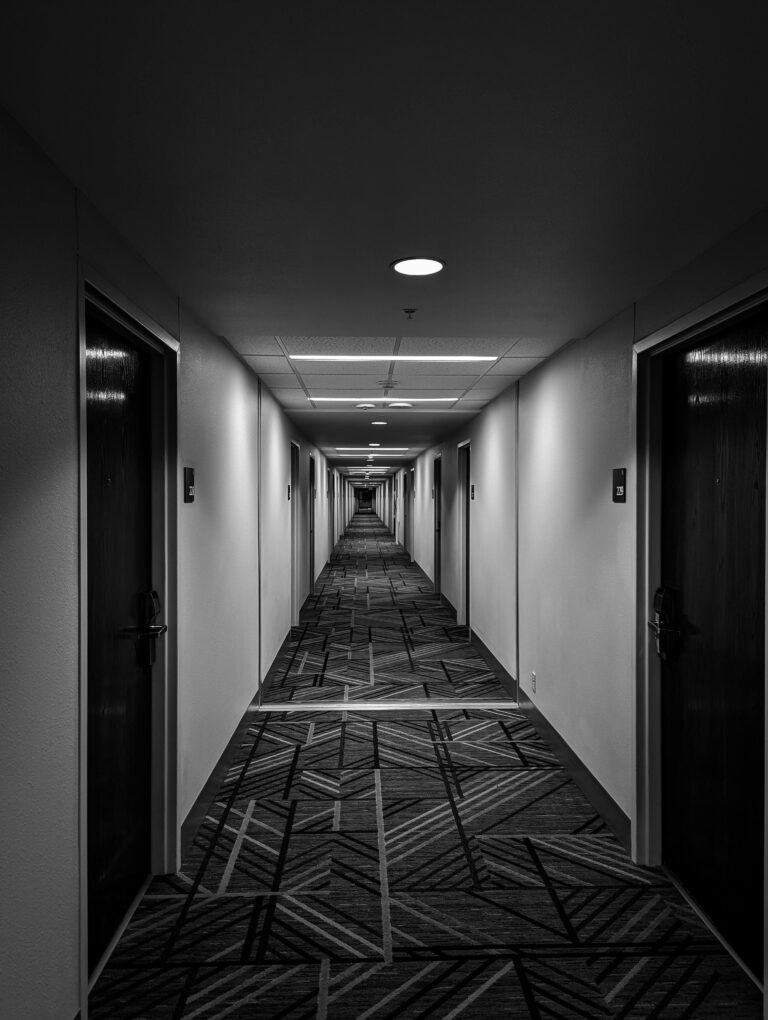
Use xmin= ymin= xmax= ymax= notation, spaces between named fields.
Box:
xmin=369 ymin=443 xmax=380 ymax=447
xmin=371 ymin=421 xmax=387 ymax=425
xmin=391 ymin=257 xmax=444 ymax=276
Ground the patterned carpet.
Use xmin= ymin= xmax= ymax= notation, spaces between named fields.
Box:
xmin=90 ymin=514 xmax=762 ymax=1018
xmin=262 ymin=513 xmax=506 ymax=704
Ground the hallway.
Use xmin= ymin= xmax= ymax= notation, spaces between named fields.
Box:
xmin=89 ymin=515 xmax=761 ymax=1018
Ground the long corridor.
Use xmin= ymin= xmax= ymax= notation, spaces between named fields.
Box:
xmin=90 ymin=515 xmax=761 ymax=1018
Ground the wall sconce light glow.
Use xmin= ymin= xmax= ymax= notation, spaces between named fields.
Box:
xmin=387 ymin=401 xmax=413 ymax=408
xmin=391 ymin=257 xmax=444 ymax=276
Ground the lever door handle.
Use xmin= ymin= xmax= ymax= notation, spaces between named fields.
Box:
xmin=120 ymin=624 xmax=168 ymax=639
xmin=647 ymin=620 xmax=680 ymax=638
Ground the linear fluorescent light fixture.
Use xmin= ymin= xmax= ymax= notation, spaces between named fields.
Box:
xmin=291 ymin=354 xmax=495 ymax=363
xmin=391 ymin=257 xmax=444 ymax=276
xmin=309 ymin=397 xmax=457 ymax=402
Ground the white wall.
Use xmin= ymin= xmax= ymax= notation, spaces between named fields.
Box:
xmin=0 ymin=110 xmax=80 ymax=1020
xmin=518 ymin=312 xmax=635 ymax=814
xmin=408 ymin=386 xmax=519 ymax=682
xmin=176 ymin=313 xmax=261 ymax=822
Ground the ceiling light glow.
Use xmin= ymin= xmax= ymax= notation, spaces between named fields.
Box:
xmin=309 ymin=397 xmax=457 ymax=403
xmin=391 ymin=257 xmax=444 ymax=276
xmin=371 ymin=421 xmax=387 ymax=425
xmin=291 ymin=354 xmax=494 ymax=363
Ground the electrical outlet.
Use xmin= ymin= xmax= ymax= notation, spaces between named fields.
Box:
xmin=531 ymin=671 xmax=536 ymax=694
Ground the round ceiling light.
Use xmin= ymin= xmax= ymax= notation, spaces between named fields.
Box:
xmin=391 ymin=257 xmax=444 ymax=276
xmin=356 ymin=402 xmax=376 ymax=409
xmin=387 ymin=401 xmax=413 ymax=409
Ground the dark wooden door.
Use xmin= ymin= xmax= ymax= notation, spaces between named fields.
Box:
xmin=661 ymin=311 xmax=766 ymax=976
xmin=309 ymin=455 xmax=315 ymax=592
xmin=433 ymin=457 xmax=442 ymax=593
xmin=86 ymin=308 xmax=153 ymax=971
xmin=461 ymin=445 xmax=470 ymax=627
xmin=403 ymin=472 xmax=410 ymax=553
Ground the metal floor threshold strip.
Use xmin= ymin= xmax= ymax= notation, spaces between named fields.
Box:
xmin=256 ymin=699 xmax=519 ymax=712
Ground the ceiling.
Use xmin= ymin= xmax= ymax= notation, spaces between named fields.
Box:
xmin=1 ymin=4 xmax=768 ymax=477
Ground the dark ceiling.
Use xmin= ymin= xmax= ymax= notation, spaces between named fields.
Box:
xmin=1 ymin=3 xmax=767 ymax=468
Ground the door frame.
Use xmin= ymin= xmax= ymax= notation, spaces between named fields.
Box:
xmin=457 ymin=440 xmax=471 ymax=627
xmin=433 ymin=455 xmax=442 ymax=593
xmin=78 ymin=266 xmax=179 ymax=996
xmin=290 ymin=442 xmax=301 ymax=626
xmin=634 ymin=276 xmax=768 ymax=987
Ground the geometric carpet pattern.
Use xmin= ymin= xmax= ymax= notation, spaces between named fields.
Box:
xmin=90 ymin=515 xmax=762 ymax=1017
xmin=262 ymin=513 xmax=507 ymax=704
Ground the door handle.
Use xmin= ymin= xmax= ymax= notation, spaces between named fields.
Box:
xmin=648 ymin=586 xmax=680 ymax=661
xmin=120 ymin=624 xmax=168 ymax=639
xmin=119 ymin=590 xmax=167 ymax=666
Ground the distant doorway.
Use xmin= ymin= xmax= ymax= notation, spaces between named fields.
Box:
xmin=433 ymin=456 xmax=442 ymax=594
xmin=402 ymin=472 xmax=410 ymax=556
xmin=290 ymin=443 xmax=300 ymax=624
xmin=308 ymin=454 xmax=316 ymax=594
xmin=458 ymin=443 xmax=471 ymax=627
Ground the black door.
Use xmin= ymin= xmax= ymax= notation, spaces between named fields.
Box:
xmin=402 ymin=472 xmax=410 ymax=553
xmin=461 ymin=445 xmax=471 ymax=627
xmin=86 ymin=308 xmax=154 ymax=971
xmin=309 ymin=455 xmax=315 ymax=592
xmin=433 ymin=457 xmax=442 ymax=593
xmin=660 ymin=310 xmax=766 ymax=976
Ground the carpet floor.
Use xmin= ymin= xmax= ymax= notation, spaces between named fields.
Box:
xmin=90 ymin=514 xmax=762 ymax=1018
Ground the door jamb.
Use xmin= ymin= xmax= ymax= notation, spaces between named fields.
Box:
xmin=457 ymin=440 xmax=470 ymax=626
xmin=633 ymin=279 xmax=768 ymax=995
xmin=78 ymin=265 xmax=180 ymax=1005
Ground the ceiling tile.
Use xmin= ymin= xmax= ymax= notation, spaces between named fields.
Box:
xmin=242 ymin=355 xmax=292 ymax=374
xmin=398 ymin=336 xmax=512 ymax=356
xmin=488 ymin=356 xmax=546 ymax=375
xmin=281 ymin=336 xmax=397 ymax=355
xmin=234 ymin=336 xmax=283 ymax=355
xmin=259 ymin=374 xmax=302 ymax=389
xmin=506 ymin=336 xmax=571 ymax=357
xmin=391 ymin=361 xmax=489 ymax=378
xmin=301 ymin=373 xmax=389 ymax=389
xmin=291 ymin=361 xmax=393 ymax=377
xmin=389 ymin=373 xmax=482 ymax=390
xmin=464 ymin=376 xmax=517 ymax=396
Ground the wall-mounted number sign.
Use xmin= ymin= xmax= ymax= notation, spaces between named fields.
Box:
xmin=612 ymin=468 xmax=626 ymax=503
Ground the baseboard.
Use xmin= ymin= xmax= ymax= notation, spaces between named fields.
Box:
xmin=180 ymin=630 xmax=293 ymax=858
xmin=516 ymin=686 xmax=631 ymax=851
xmin=469 ymin=629 xmax=518 ymax=702
xmin=439 ymin=593 xmax=457 ymax=619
